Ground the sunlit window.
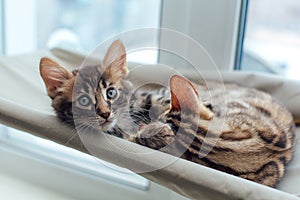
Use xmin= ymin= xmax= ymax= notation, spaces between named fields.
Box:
xmin=241 ymin=0 xmax=300 ymax=79
xmin=3 ymin=0 xmax=161 ymax=63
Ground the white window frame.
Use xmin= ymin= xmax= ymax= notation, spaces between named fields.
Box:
xmin=159 ymin=0 xmax=242 ymax=70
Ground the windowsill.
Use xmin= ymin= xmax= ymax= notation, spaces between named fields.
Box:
xmin=0 ymin=126 xmax=187 ymax=200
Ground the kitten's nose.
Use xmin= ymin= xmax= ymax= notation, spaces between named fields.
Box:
xmin=100 ymin=112 xmax=110 ymax=119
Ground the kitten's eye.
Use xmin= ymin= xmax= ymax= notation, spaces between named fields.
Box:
xmin=78 ymin=95 xmax=91 ymax=106
xmin=107 ymin=88 xmax=118 ymax=100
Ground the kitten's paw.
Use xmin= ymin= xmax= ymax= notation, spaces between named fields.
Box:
xmin=136 ymin=123 xmax=174 ymax=150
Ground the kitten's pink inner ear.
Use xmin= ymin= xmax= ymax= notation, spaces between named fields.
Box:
xmin=103 ymin=40 xmax=128 ymax=77
xmin=170 ymin=75 xmax=200 ymax=113
xmin=39 ymin=57 xmax=73 ymax=97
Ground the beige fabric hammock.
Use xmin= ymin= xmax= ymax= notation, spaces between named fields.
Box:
xmin=0 ymin=48 xmax=299 ymax=200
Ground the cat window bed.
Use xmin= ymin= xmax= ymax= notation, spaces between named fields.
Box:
xmin=0 ymin=49 xmax=299 ymax=200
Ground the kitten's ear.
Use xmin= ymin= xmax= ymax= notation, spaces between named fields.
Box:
xmin=103 ymin=40 xmax=128 ymax=79
xmin=170 ymin=75 xmax=199 ymax=112
xmin=39 ymin=57 xmax=73 ymax=98
xmin=170 ymin=75 xmax=213 ymax=120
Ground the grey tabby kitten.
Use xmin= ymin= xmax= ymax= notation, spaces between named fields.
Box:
xmin=134 ymin=75 xmax=295 ymax=187
xmin=40 ymin=40 xmax=134 ymax=139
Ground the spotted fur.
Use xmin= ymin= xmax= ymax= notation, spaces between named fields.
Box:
xmin=135 ymin=76 xmax=295 ymax=187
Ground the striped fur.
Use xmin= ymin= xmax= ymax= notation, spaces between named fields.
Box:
xmin=135 ymin=76 xmax=295 ymax=187
xmin=129 ymin=84 xmax=171 ymax=125
xmin=40 ymin=40 xmax=134 ymax=138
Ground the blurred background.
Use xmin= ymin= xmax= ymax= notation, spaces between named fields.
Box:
xmin=1 ymin=0 xmax=300 ymax=78
xmin=0 ymin=0 xmax=299 ymax=199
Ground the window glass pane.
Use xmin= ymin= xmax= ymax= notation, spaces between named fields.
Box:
xmin=241 ymin=0 xmax=300 ymax=79
xmin=4 ymin=0 xmax=161 ymax=63
xmin=37 ymin=0 xmax=161 ymax=63
xmin=37 ymin=0 xmax=161 ymax=50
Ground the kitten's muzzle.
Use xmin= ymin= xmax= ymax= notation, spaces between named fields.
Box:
xmin=96 ymin=107 xmax=111 ymax=119
xmin=100 ymin=112 xmax=110 ymax=119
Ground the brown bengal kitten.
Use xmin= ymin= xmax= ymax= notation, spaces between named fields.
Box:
xmin=134 ymin=75 xmax=295 ymax=187
xmin=40 ymin=40 xmax=135 ymax=139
